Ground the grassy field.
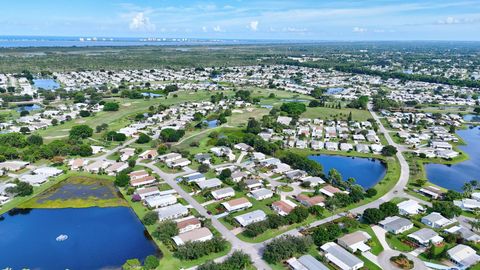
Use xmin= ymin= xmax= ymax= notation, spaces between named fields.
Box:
xmin=19 ymin=175 xmax=127 ymax=209
xmin=301 ymin=107 xmax=372 ymax=121
xmin=35 ymin=90 xmax=234 ymax=142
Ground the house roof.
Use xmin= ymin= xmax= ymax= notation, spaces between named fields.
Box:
xmin=321 ymin=242 xmax=363 ymax=268
xmin=338 ymin=231 xmax=371 ymax=246
xmin=379 ymin=216 xmax=413 ymax=231
xmin=297 ymin=255 xmax=329 ymax=270
xmin=447 ymin=244 xmax=480 ymax=267
xmin=176 ymin=216 xmax=201 ymax=230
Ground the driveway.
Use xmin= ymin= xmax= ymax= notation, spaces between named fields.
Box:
xmin=371 ymin=225 xmax=392 ymax=251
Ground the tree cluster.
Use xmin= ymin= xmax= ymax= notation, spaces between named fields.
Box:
xmin=174 ymin=237 xmax=228 ymax=260
xmin=262 ymin=235 xmax=313 ymax=263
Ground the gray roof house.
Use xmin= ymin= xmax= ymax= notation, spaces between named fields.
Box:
xmin=234 ymin=210 xmax=267 ymax=227
xmin=287 ymin=255 xmax=329 ymax=270
xmin=444 ymin=225 xmax=480 ymax=243
xmin=379 ymin=216 xmax=414 ymax=234
xmin=321 ymin=242 xmax=364 ymax=270
xmin=195 ymin=178 xmax=222 ymax=190
xmin=421 ymin=212 xmax=454 ymax=228
xmin=408 ymin=228 xmax=444 ymax=246
xmin=447 ymin=244 xmax=480 ymax=269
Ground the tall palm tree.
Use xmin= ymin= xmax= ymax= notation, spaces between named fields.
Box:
xmin=463 ymin=182 xmax=473 ymax=197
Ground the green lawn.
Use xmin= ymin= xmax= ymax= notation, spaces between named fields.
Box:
xmin=384 ymin=227 xmax=418 ymax=252
xmin=301 ymin=107 xmax=372 ymax=121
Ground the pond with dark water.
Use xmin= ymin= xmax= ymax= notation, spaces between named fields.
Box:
xmin=426 ymin=126 xmax=480 ymax=191
xmin=0 ymin=207 xmax=158 ymax=269
xmin=308 ymin=154 xmax=386 ymax=189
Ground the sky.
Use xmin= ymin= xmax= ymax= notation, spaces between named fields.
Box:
xmin=1 ymin=0 xmax=480 ymax=41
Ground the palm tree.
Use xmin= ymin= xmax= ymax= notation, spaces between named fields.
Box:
xmin=470 ymin=219 xmax=480 ymax=232
xmin=463 ymin=182 xmax=473 ymax=196
xmin=470 ymin=180 xmax=478 ymax=190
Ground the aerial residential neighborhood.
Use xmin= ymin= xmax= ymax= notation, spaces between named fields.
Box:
xmin=1 ymin=1 xmax=480 ymax=270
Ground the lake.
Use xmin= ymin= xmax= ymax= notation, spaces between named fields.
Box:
xmin=308 ymin=154 xmax=386 ymax=188
xmin=33 ymin=79 xmax=60 ymax=90
xmin=326 ymin=87 xmax=344 ymax=94
xmin=464 ymin=114 xmax=480 ymax=122
xmin=0 ymin=207 xmax=158 ymax=269
xmin=426 ymin=126 xmax=480 ymax=191
xmin=16 ymin=104 xmax=42 ymax=112
xmin=204 ymin=119 xmax=219 ymax=128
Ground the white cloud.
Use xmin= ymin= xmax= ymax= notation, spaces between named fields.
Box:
xmin=129 ymin=12 xmax=156 ymax=31
xmin=202 ymin=26 xmax=208 ymax=32
xmin=438 ymin=16 xmax=460 ymax=24
xmin=281 ymin=27 xmax=307 ymax=32
xmin=248 ymin=21 xmax=259 ymax=31
xmin=353 ymin=26 xmax=367 ymax=33
xmin=213 ymin=25 xmax=224 ymax=32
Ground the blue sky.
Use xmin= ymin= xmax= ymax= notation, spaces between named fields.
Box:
xmin=1 ymin=0 xmax=480 ymax=40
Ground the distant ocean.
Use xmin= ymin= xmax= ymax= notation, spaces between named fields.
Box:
xmin=0 ymin=36 xmax=296 ymax=48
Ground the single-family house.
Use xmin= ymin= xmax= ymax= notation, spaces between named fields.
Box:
xmin=145 ymin=194 xmax=177 ymax=209
xmin=421 ymin=212 xmax=454 ymax=228
xmin=234 ymin=210 xmax=267 ymax=227
xmin=397 ymin=199 xmax=424 ymax=215
xmin=196 ymin=178 xmax=222 ymax=190
xmin=321 ymin=242 xmax=364 ymax=270
xmin=139 ymin=149 xmax=158 ymax=160
xmin=130 ymin=175 xmax=156 ymax=187
xmin=176 ymin=216 xmax=202 ymax=234
xmin=320 ymin=185 xmax=344 ymax=197
xmin=250 ymin=188 xmax=273 ymax=201
xmin=338 ymin=231 xmax=372 ymax=253
xmin=286 ymin=255 xmax=329 ymax=270
xmin=296 ymin=194 xmax=325 ymax=207
xmin=222 ymin=197 xmax=252 ymax=212
xmin=172 ymin=227 xmax=213 ymax=246
xmin=408 ymin=228 xmax=443 ymax=246
xmin=211 ymin=187 xmax=235 ymax=200
xmin=272 ymin=200 xmax=296 ymax=216
xmin=156 ymin=203 xmax=189 ymax=221
xmin=379 ymin=216 xmax=414 ymax=234
xmin=447 ymin=244 xmax=480 ymax=269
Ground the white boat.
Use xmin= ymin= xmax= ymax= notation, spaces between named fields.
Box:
xmin=56 ymin=234 xmax=68 ymax=241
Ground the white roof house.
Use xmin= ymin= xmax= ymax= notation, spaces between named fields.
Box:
xmin=145 ymin=195 xmax=177 ymax=209
xmin=156 ymin=203 xmax=189 ymax=221
xmin=33 ymin=167 xmax=63 ymax=177
xmin=447 ymin=244 xmax=480 ymax=269
xmin=211 ymin=187 xmax=235 ymax=200
xmin=397 ymin=199 xmax=424 ymax=215
xmin=234 ymin=210 xmax=267 ymax=227
xmin=196 ymin=178 xmax=222 ymax=190
xmin=321 ymin=242 xmax=364 ymax=270
xmin=172 ymin=227 xmax=213 ymax=246
xmin=19 ymin=174 xmax=48 ymax=186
